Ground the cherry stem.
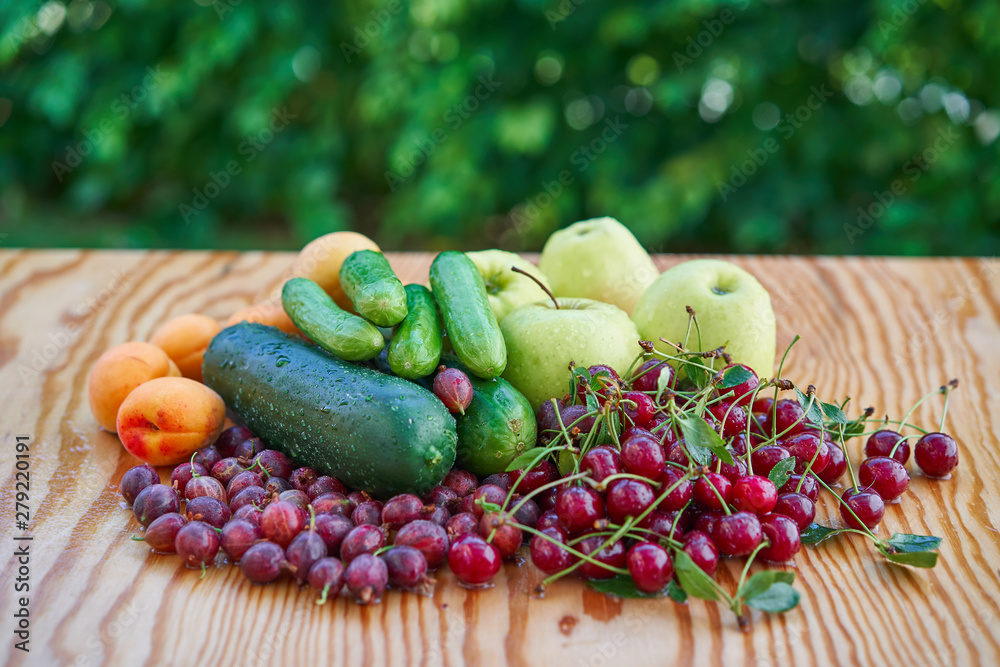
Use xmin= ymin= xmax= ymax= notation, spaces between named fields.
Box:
xmin=887 ymin=433 xmax=921 ymax=458
xmin=771 ymin=335 xmax=802 ymax=440
xmin=859 ymin=421 xmax=929 ymax=437
xmin=703 ymin=474 xmax=733 ymax=516
xmin=519 ymin=523 xmax=630 ymax=581
xmin=796 ymin=421 xmax=826 ymax=493
xmin=733 ymin=538 xmax=771 ymax=624
xmin=898 ymin=383 xmax=952 ymax=435
xmin=317 ymin=583 xmax=330 ymax=605
xmin=511 ymin=266 xmax=558 ymax=309
xmin=502 ymin=442 xmax=566 ymax=508
xmin=938 ymin=379 xmax=958 ymax=432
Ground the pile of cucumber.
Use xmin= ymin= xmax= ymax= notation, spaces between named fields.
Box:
xmin=203 ymin=251 xmax=536 ymax=498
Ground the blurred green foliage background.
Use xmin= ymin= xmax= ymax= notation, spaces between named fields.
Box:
xmin=1 ymin=0 xmax=997 ymax=255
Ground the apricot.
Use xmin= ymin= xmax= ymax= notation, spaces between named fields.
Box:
xmin=150 ymin=313 xmax=221 ymax=382
xmin=117 ymin=376 xmax=227 ymax=466
xmin=225 ymin=300 xmax=300 ymax=336
xmin=88 ymin=342 xmax=182 ymax=432
xmin=291 ymin=231 xmax=380 ymax=310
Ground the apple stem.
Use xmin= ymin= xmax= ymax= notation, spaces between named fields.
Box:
xmin=511 ymin=266 xmax=559 ymax=309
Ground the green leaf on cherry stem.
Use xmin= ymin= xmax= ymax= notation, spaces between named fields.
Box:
xmin=738 ymin=570 xmax=795 ymax=605
xmin=886 ymin=533 xmax=942 ymax=553
xmin=673 ymin=550 xmax=719 ymax=601
xmin=689 ymin=366 xmax=710 ymax=390
xmin=744 ymin=582 xmax=801 ymax=613
xmin=585 ymin=391 xmax=601 ymax=415
xmin=666 ymin=580 xmax=688 ymax=603
xmin=799 ymin=523 xmax=851 ymax=545
xmin=794 ymin=386 xmax=824 ymax=425
xmin=586 ymin=575 xmax=662 ymax=599
xmin=841 ymin=417 xmax=868 ymax=439
xmin=719 ymin=364 xmax=754 ymax=390
xmin=876 ymin=544 xmax=939 ymax=568
xmin=569 ymin=366 xmax=592 ymax=401
xmin=767 ymin=456 xmax=797 ymax=490
xmin=820 ymin=401 xmax=849 ymax=424
xmin=505 ymin=447 xmax=552 ymax=473
xmin=676 ymin=414 xmax=733 ymax=466
xmin=655 ymin=363 xmax=674 ymax=404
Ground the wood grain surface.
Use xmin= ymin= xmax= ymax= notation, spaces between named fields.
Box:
xmin=1 ymin=250 xmax=999 ymax=667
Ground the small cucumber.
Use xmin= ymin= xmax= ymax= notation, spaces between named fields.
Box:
xmin=203 ymin=323 xmax=457 ymax=498
xmin=281 ymin=277 xmax=384 ymax=361
xmin=429 ymin=251 xmax=507 ymax=379
xmin=388 ymin=284 xmax=443 ymax=379
xmin=441 ymin=354 xmax=536 ymax=476
xmin=339 ymin=250 xmax=408 ymax=326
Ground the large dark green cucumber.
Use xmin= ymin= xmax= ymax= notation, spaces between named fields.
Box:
xmin=339 ymin=250 xmax=408 ymax=327
xmin=440 ymin=354 xmax=536 ymax=476
xmin=202 ymin=322 xmax=456 ymax=498
xmin=429 ymin=251 xmax=507 ymax=379
xmin=281 ymin=277 xmax=384 ymax=361
xmin=388 ymin=284 xmax=443 ymax=380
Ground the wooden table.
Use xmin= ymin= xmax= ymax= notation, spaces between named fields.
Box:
xmin=1 ymin=250 xmax=999 ymax=667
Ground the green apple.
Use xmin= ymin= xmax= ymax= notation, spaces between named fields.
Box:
xmin=631 ymin=259 xmax=776 ymax=377
xmin=538 ymin=217 xmax=658 ymax=315
xmin=500 ymin=297 xmax=643 ymax=411
xmin=466 ymin=249 xmax=552 ymax=323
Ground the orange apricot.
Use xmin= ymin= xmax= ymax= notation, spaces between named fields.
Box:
xmin=150 ymin=313 xmax=222 ymax=382
xmin=88 ymin=342 xmax=182 ymax=432
xmin=116 ymin=376 xmax=227 ymax=466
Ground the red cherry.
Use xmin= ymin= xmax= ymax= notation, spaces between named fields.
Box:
xmin=914 ymin=432 xmax=959 ymax=477
xmin=620 ymin=431 xmax=666 ymax=479
xmin=773 ymin=492 xmax=816 ymax=530
xmin=732 ymin=475 xmax=778 ymax=515
xmin=682 ymin=530 xmax=719 ymax=575
xmin=626 ymin=542 xmax=674 ymax=593
xmin=448 ymin=534 xmax=501 ymax=586
xmin=621 ymin=391 xmax=656 ymax=427
xmin=719 ymin=364 xmax=760 ymax=406
xmin=858 ymin=456 xmax=909 ymax=501
xmin=785 ymin=432 xmax=830 ymax=475
xmin=606 ymin=478 xmax=656 ymax=524
xmin=712 ymin=511 xmax=763 ymax=557
xmin=576 ymin=535 xmax=626 ymax=580
xmin=693 ymin=473 xmax=732 ymax=512
xmin=555 ymin=486 xmax=605 ymax=535
xmin=631 ymin=359 xmax=674 ymax=393
xmin=655 ymin=467 xmax=693 ymax=512
xmin=865 ymin=430 xmax=910 ymax=465
xmin=759 ymin=513 xmax=801 ymax=562
xmin=840 ymin=488 xmax=885 ymax=530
